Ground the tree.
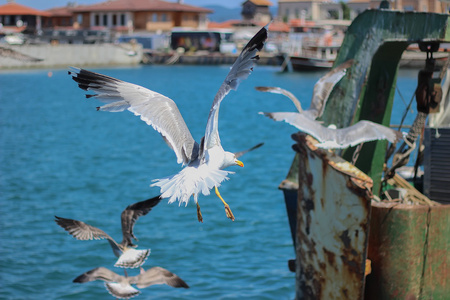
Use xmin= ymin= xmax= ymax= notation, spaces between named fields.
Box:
xmin=340 ymin=1 xmax=351 ymax=20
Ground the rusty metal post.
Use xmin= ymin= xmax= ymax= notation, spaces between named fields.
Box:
xmin=292 ymin=133 xmax=373 ymax=300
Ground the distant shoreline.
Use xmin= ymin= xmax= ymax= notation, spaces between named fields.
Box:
xmin=1 ymin=43 xmax=444 ymax=70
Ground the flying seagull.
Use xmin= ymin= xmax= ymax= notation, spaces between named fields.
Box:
xmin=68 ymin=24 xmax=268 ymax=222
xmin=257 ymin=61 xmax=402 ymax=148
xmin=74 ymin=266 xmax=189 ymax=299
xmin=0 ymin=46 xmax=43 ymax=62
xmin=255 ymin=59 xmax=353 ymax=120
xmin=55 ymin=195 xmax=161 ymax=268
xmin=260 ymin=112 xmax=402 ymax=148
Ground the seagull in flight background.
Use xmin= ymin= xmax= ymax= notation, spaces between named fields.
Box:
xmin=55 ymin=195 xmax=161 ymax=268
xmin=73 ymin=266 xmax=189 ymax=299
xmin=257 ymin=60 xmax=402 ymax=148
xmin=256 ymin=59 xmax=353 ymax=120
xmin=69 ymin=25 xmax=268 ymax=222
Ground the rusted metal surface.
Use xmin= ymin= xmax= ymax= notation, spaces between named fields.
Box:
xmin=279 ymin=153 xmax=300 ymax=254
xmin=292 ymin=133 xmax=373 ymax=300
xmin=365 ymin=202 xmax=450 ymax=300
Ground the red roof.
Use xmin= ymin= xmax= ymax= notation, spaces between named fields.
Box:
xmin=289 ymin=19 xmax=316 ymax=27
xmin=46 ymin=6 xmax=73 ymax=17
xmin=0 ymin=2 xmax=51 ymax=16
xmin=268 ymin=21 xmax=290 ymax=33
xmin=246 ymin=0 xmax=273 ymax=6
xmin=208 ymin=20 xmax=241 ymax=29
xmin=72 ymin=0 xmax=212 ymax=13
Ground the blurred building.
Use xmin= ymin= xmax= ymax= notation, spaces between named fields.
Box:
xmin=347 ymin=0 xmax=370 ymax=19
xmin=70 ymin=0 xmax=212 ymax=33
xmin=278 ymin=0 xmax=342 ymax=21
xmin=43 ymin=6 xmax=74 ymax=28
xmin=241 ymin=0 xmax=273 ymax=23
xmin=369 ymin=0 xmax=447 ymax=12
xmin=0 ymin=2 xmax=50 ymax=32
xmin=279 ymin=0 xmax=448 ymax=22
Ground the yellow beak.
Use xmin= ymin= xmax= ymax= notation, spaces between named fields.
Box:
xmin=236 ymin=159 xmax=244 ymax=167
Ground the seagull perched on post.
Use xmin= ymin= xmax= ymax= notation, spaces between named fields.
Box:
xmin=73 ymin=266 xmax=189 ymax=299
xmin=69 ymin=25 xmax=268 ymax=222
xmin=55 ymin=195 xmax=161 ymax=268
xmin=257 ymin=60 xmax=402 ymax=148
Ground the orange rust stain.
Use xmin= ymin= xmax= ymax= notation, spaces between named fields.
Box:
xmin=365 ymin=259 xmax=372 ymax=276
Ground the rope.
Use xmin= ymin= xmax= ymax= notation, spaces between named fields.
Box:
xmin=406 ymin=112 xmax=427 ymax=143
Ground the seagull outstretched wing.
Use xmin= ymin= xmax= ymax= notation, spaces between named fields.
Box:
xmin=69 ymin=68 xmax=199 ymax=165
xmin=203 ymin=24 xmax=269 ymax=151
xmin=261 ymin=112 xmax=402 ymax=148
xmin=120 ymin=195 xmax=161 ymax=247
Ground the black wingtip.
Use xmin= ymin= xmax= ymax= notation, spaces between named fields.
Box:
xmin=252 ymin=142 xmax=264 ymax=149
xmin=73 ymin=274 xmax=86 ymax=283
xmin=172 ymin=277 xmax=190 ymax=289
xmin=242 ymin=25 xmax=268 ymax=52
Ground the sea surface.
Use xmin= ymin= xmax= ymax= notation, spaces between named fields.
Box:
xmin=0 ymin=65 xmax=418 ymax=299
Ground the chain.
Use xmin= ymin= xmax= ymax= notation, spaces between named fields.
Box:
xmin=351 ymin=143 xmax=363 ymax=165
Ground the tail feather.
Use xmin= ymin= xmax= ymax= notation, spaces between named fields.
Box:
xmin=151 ymin=165 xmax=232 ymax=206
xmin=105 ymin=282 xmax=140 ymax=299
xmin=115 ymin=248 xmax=150 ymax=268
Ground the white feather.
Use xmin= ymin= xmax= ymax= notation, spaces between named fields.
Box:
xmin=115 ymin=248 xmax=151 ymax=268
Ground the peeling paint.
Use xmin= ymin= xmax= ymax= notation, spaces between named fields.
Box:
xmin=293 ymin=132 xmax=372 ymax=300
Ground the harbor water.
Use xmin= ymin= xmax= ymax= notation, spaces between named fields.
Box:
xmin=0 ymin=65 xmax=418 ymax=299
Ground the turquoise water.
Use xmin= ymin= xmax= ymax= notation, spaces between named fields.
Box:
xmin=0 ymin=65 xmax=417 ymax=299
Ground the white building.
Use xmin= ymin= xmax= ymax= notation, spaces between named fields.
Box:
xmin=278 ymin=0 xmax=343 ymax=21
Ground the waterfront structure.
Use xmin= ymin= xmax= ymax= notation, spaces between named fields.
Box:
xmin=70 ymin=0 xmax=212 ymax=33
xmin=347 ymin=0 xmax=370 ymax=19
xmin=43 ymin=6 xmax=74 ymax=28
xmin=278 ymin=0 xmax=343 ymax=22
xmin=279 ymin=0 xmax=448 ymax=22
xmin=369 ymin=0 xmax=447 ymax=12
xmin=0 ymin=2 xmax=50 ymax=32
xmin=241 ymin=0 xmax=273 ymax=23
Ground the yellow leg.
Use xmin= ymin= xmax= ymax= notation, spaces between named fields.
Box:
xmin=196 ymin=201 xmax=203 ymax=223
xmin=215 ymin=186 xmax=235 ymax=221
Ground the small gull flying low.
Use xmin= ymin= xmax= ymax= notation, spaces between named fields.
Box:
xmin=73 ymin=266 xmax=189 ymax=299
xmin=55 ymin=195 xmax=161 ymax=268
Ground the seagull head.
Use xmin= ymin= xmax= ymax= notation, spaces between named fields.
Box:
xmin=223 ymin=151 xmax=244 ymax=169
xmin=235 ymin=158 xmax=244 ymax=167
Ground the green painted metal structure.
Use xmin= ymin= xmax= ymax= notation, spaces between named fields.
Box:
xmin=282 ymin=9 xmax=450 ymax=300
xmin=322 ymin=10 xmax=450 ymax=193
